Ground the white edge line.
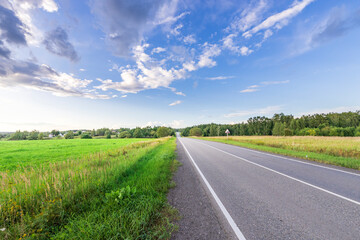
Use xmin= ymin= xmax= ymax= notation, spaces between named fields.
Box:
xmin=178 ymin=138 xmax=247 ymax=240
xmin=195 ymin=138 xmax=360 ymax=177
xmin=195 ymin=140 xmax=360 ymax=206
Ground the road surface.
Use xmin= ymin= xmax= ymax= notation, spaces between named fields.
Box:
xmin=176 ymin=134 xmax=360 ymax=240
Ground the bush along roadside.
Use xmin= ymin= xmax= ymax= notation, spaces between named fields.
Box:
xmin=0 ymin=137 xmax=179 ymax=240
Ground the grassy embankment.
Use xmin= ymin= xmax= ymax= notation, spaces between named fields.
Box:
xmin=0 ymin=138 xmax=178 ymax=239
xmin=0 ymin=138 xmax=150 ymax=171
xmin=197 ymin=136 xmax=360 ymax=170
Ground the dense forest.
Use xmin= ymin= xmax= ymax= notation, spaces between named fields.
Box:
xmin=181 ymin=111 xmax=360 ymax=137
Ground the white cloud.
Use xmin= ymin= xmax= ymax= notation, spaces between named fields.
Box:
xmin=240 ymin=88 xmax=259 ymax=93
xmin=225 ymin=105 xmax=283 ymax=118
xmin=240 ymin=46 xmax=253 ymax=56
xmin=96 ymin=42 xmax=222 ymax=94
xmin=151 ymin=47 xmax=166 ymax=54
xmin=206 ymin=76 xmax=234 ymax=80
xmin=142 ymin=119 xmax=184 ymax=128
xmin=170 ymin=119 xmax=184 ymax=128
xmin=170 ymin=23 xmax=183 ymax=36
xmin=7 ymin=0 xmax=59 ymax=45
xmin=198 ymin=43 xmax=221 ymax=68
xmin=79 ymin=68 xmax=86 ymax=72
xmin=240 ymin=80 xmax=289 ymax=93
xmin=169 ymin=100 xmax=182 ymax=106
xmin=222 ymin=34 xmax=253 ymax=56
xmin=183 ymin=34 xmax=196 ymax=44
xmin=182 ymin=61 xmax=197 ymax=71
xmin=121 ymin=95 xmax=127 ymax=98
xmin=229 ymin=0 xmax=269 ymax=32
xmin=175 ymin=91 xmax=186 ymax=96
xmin=157 ymin=11 xmax=190 ymax=25
xmin=243 ymin=0 xmax=315 ymax=38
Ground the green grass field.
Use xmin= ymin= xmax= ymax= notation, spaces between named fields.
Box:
xmin=0 ymin=138 xmax=178 ymax=239
xmin=0 ymin=138 xmax=150 ymax=171
xmin=197 ymin=136 xmax=360 ymax=170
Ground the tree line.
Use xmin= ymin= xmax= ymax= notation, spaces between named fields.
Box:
xmin=3 ymin=126 xmax=175 ymax=141
xmin=181 ymin=111 xmax=360 ymax=137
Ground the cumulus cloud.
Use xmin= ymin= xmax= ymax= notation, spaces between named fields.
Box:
xmin=2 ymin=0 xmax=59 ymax=45
xmin=183 ymin=34 xmax=196 ymax=44
xmin=43 ymin=27 xmax=80 ymax=62
xmin=96 ymin=42 xmax=220 ymax=94
xmin=169 ymin=100 xmax=182 ymax=106
xmin=224 ymin=105 xmax=283 ymax=118
xmin=0 ymin=57 xmax=111 ymax=99
xmin=90 ymin=0 xmax=182 ymax=57
xmin=0 ymin=5 xmax=27 ymax=45
xmin=243 ymin=0 xmax=315 ymax=38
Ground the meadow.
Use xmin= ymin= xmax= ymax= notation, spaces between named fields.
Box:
xmin=0 ymin=138 xmax=178 ymax=239
xmin=199 ymin=136 xmax=360 ymax=170
xmin=0 ymin=138 xmax=150 ymax=171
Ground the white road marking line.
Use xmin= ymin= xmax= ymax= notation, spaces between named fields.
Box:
xmin=197 ymin=139 xmax=360 ymax=177
xmin=178 ymin=138 xmax=247 ymax=240
xmin=194 ymin=140 xmax=360 ymax=206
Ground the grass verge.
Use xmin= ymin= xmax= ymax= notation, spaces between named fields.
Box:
xmin=0 ymin=138 xmax=178 ymax=239
xmin=196 ymin=137 xmax=360 ymax=170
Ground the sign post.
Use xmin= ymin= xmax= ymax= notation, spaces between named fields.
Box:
xmin=225 ymin=129 xmax=230 ymax=140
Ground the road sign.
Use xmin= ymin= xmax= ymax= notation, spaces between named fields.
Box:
xmin=225 ymin=129 xmax=230 ymax=139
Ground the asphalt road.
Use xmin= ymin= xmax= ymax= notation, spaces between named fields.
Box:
xmin=177 ymin=134 xmax=360 ymax=240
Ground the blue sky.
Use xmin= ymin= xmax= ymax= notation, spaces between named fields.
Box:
xmin=0 ymin=0 xmax=360 ymax=131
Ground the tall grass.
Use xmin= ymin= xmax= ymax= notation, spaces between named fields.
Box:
xmin=198 ymin=136 xmax=360 ymax=170
xmin=0 ymin=138 xmax=177 ymax=239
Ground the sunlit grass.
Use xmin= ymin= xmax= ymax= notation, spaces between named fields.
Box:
xmin=198 ymin=136 xmax=360 ymax=170
xmin=0 ymin=138 xmax=178 ymax=239
xmin=0 ymin=138 xmax=150 ymax=171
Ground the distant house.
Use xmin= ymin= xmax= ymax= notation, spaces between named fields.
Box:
xmin=48 ymin=133 xmax=64 ymax=138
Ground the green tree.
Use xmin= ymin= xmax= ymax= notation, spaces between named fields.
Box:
xmin=38 ymin=132 xmax=44 ymax=140
xmin=65 ymin=131 xmax=74 ymax=139
xmin=51 ymin=130 xmax=60 ymax=136
xmin=272 ymin=122 xmax=285 ymax=136
xmin=81 ymin=132 xmax=92 ymax=139
xmin=105 ymin=130 xmax=111 ymax=139
xmin=119 ymin=131 xmax=131 ymax=138
xmin=28 ymin=130 xmax=39 ymax=140
xmin=156 ymin=127 xmax=171 ymax=137
xmin=209 ymin=124 xmax=217 ymax=136
xmin=133 ymin=128 xmax=144 ymax=138
xmin=189 ymin=127 xmax=202 ymax=136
